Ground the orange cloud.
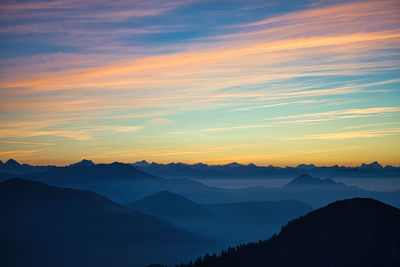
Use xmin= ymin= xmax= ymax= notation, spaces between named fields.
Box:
xmin=150 ymin=118 xmax=173 ymax=125
xmin=285 ymin=128 xmax=400 ymax=140
xmin=0 ymin=150 xmax=39 ymax=156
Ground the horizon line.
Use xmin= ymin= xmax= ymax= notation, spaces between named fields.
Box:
xmin=1 ymin=158 xmax=398 ymax=168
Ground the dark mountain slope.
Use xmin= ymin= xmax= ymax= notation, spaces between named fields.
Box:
xmin=178 ymin=198 xmax=400 ymax=267
xmin=0 ymin=178 xmax=218 ymax=267
xmin=0 ymin=172 xmax=17 ymax=182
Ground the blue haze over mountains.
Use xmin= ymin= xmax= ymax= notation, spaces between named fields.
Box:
xmin=1 ymin=159 xmax=400 ymax=266
xmin=129 ymin=191 xmax=312 ymax=245
xmin=0 ymin=159 xmax=399 ymax=208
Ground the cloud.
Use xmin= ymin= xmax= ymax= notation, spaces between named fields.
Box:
xmin=170 ymin=107 xmax=400 ymax=135
xmin=169 ymin=123 xmax=275 ymax=135
xmin=2 ymin=0 xmax=399 ymax=100
xmin=3 ymin=30 xmax=399 ymax=93
xmin=149 ymin=118 xmax=173 ymax=125
xmin=0 ymin=150 xmax=39 ymax=156
xmin=270 ymin=107 xmax=400 ymax=121
xmin=88 ymin=144 xmax=230 ymax=159
xmin=0 ymin=140 xmax=54 ymax=146
xmin=115 ymin=126 xmax=144 ymax=132
xmin=0 ymin=118 xmax=96 ymax=141
xmin=342 ymin=122 xmax=400 ymax=130
xmin=0 ymin=0 xmax=188 ymax=20
xmin=0 ymin=0 xmax=195 ymax=57
xmin=228 ymin=99 xmax=333 ymax=112
xmin=285 ymin=128 xmax=400 ymax=140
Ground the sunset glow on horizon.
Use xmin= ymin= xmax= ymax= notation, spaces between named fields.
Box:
xmin=0 ymin=0 xmax=399 ymax=166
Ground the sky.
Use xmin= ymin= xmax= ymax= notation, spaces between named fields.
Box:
xmin=0 ymin=0 xmax=399 ymax=166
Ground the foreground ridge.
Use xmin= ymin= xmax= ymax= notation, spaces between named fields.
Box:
xmin=175 ymin=198 xmax=400 ymax=267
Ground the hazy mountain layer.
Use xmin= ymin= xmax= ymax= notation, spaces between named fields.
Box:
xmin=129 ymin=191 xmax=312 ymax=245
xmin=1 ymin=161 xmax=399 ymax=208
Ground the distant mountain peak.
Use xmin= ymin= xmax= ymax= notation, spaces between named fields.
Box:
xmin=69 ymin=159 xmax=95 ymax=167
xmin=296 ymin=163 xmax=316 ymax=169
xmin=224 ymin=162 xmax=243 ymax=167
xmin=134 ymin=160 xmax=150 ymax=167
xmin=5 ymin=159 xmax=21 ymax=168
xmin=286 ymin=174 xmax=337 ymax=187
xmin=360 ymin=161 xmax=383 ymax=169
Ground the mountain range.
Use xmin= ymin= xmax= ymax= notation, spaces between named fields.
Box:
xmin=177 ymin=198 xmax=400 ymax=267
xmin=1 ymin=160 xmax=399 ymax=208
xmin=1 ymin=165 xmax=400 ymax=266
xmin=132 ymin=160 xmax=400 ymax=179
xmin=1 ymin=159 xmax=399 ymax=178
xmin=0 ymin=159 xmax=53 ymax=175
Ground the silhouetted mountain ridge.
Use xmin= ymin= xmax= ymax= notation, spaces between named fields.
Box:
xmin=178 ymin=198 xmax=400 ymax=267
xmin=131 ymin=160 xmax=400 ymax=179
xmin=5 ymin=159 xmax=21 ymax=168
xmin=1 ymin=159 xmax=398 ymax=178
xmin=69 ymin=159 xmax=95 ymax=167
xmin=0 ymin=159 xmax=53 ymax=174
